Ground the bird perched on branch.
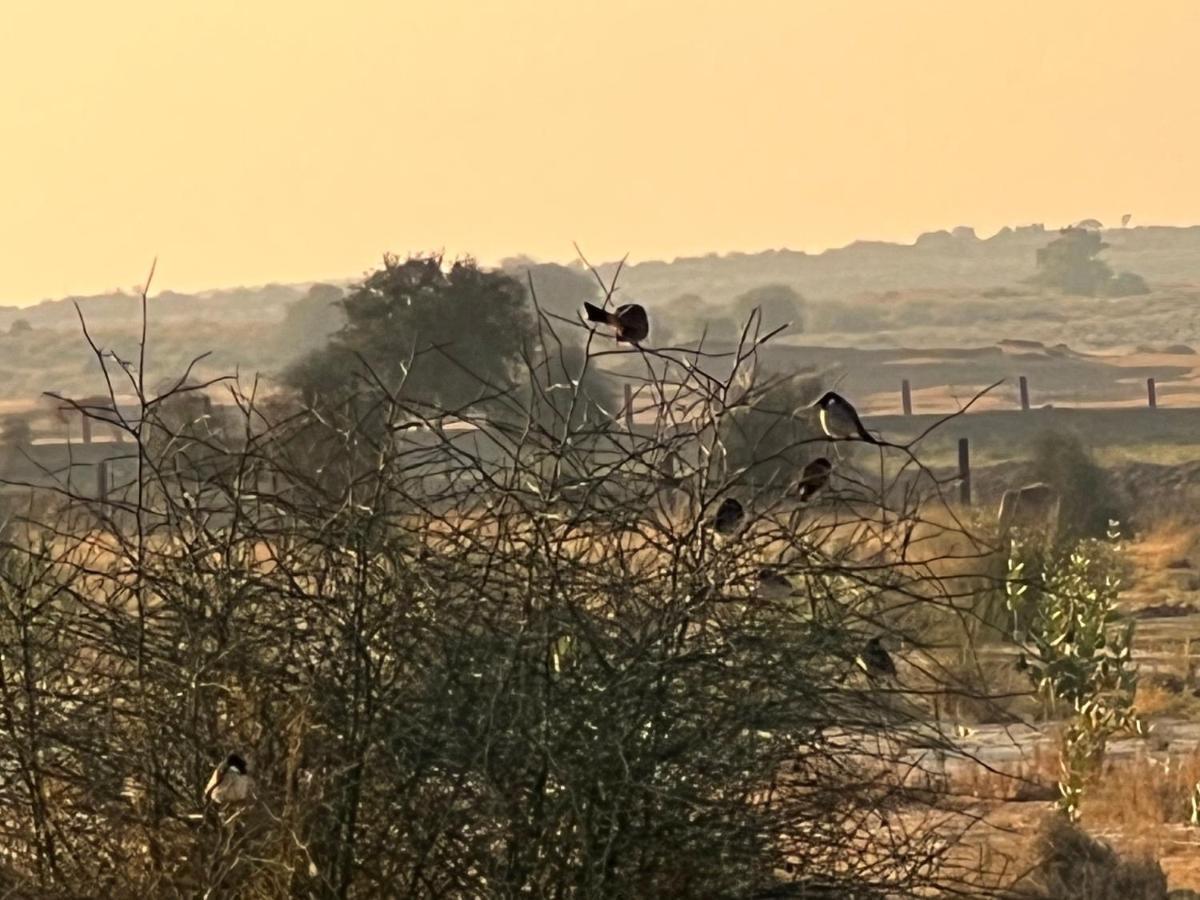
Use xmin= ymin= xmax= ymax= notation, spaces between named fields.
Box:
xmin=755 ymin=567 xmax=794 ymax=600
xmin=712 ymin=497 xmax=745 ymax=535
xmin=856 ymin=636 xmax=897 ymax=680
xmin=583 ymin=301 xmax=649 ymax=344
xmin=204 ymin=753 xmax=252 ymax=805
xmin=813 ymin=391 xmax=877 ymax=444
xmin=796 ymin=456 xmax=833 ymax=502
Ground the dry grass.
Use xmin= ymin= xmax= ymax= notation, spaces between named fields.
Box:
xmin=1134 ymin=680 xmax=1200 ymax=720
xmin=1084 ymin=751 xmax=1200 ymax=831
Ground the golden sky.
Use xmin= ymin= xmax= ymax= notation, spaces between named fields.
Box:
xmin=2 ymin=0 xmax=1198 ymax=302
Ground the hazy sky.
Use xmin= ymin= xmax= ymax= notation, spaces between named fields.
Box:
xmin=2 ymin=1 xmax=1198 ymax=302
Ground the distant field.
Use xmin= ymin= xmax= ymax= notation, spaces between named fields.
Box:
xmin=862 ymin=407 xmax=1200 ymax=468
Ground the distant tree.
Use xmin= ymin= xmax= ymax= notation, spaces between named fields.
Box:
xmin=0 ymin=415 xmax=33 ymax=446
xmin=720 ymin=371 xmax=824 ymax=488
xmin=731 ymin=284 xmax=805 ymax=332
xmin=529 ymin=344 xmax=618 ymax=435
xmin=1032 ymin=228 xmax=1148 ymax=297
xmin=276 ymin=284 xmax=346 ymax=356
xmin=500 ymin=260 xmax=599 ymax=320
xmin=1028 ymin=430 xmax=1126 ymax=538
xmin=8 ymin=319 xmax=31 ymax=335
xmin=285 ymin=255 xmax=534 ymax=411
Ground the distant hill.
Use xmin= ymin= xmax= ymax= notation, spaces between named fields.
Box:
xmin=3 ymin=223 xmax=1200 ymax=405
xmin=594 ymin=224 xmax=1200 ymax=306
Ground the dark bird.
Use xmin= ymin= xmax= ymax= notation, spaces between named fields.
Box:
xmin=796 ymin=456 xmax=833 ymax=501
xmin=813 ymin=391 xmax=877 ymax=444
xmin=712 ymin=498 xmax=745 ymax=534
xmin=204 ymin=753 xmax=252 ymax=805
xmin=583 ymin=301 xmax=650 ymax=344
xmin=756 ymin=567 xmax=793 ymax=600
xmin=857 ymin=636 xmax=897 ymax=680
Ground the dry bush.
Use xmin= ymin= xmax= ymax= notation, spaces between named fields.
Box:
xmin=1014 ymin=815 xmax=1168 ymax=900
xmin=0 ymin=272 xmax=1021 ymax=898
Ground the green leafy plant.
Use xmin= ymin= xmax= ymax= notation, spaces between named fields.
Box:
xmin=1006 ymin=523 xmax=1142 ymax=820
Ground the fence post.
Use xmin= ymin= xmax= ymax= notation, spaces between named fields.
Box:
xmin=1018 ymin=376 xmax=1030 ymax=411
xmin=97 ymin=460 xmax=109 ymax=502
xmin=1147 ymin=377 xmax=1157 ymax=409
xmin=901 ymin=379 xmax=913 ymax=416
xmin=624 ymin=384 xmax=635 ymax=433
xmin=958 ymin=438 xmax=971 ymax=507
xmin=80 ymin=413 xmax=93 ymax=444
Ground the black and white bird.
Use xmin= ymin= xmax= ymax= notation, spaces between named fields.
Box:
xmin=712 ymin=498 xmax=745 ymax=535
xmin=796 ymin=456 xmax=833 ymax=502
xmin=813 ymin=391 xmax=877 ymax=444
xmin=755 ymin=567 xmax=794 ymax=600
xmin=204 ymin=753 xmax=252 ymax=805
xmin=856 ymin=636 xmax=897 ymax=680
xmin=583 ymin=301 xmax=650 ymax=344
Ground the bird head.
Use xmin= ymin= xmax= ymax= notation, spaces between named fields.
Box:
xmin=225 ymin=753 xmax=247 ymax=774
xmin=813 ymin=391 xmax=840 ymax=409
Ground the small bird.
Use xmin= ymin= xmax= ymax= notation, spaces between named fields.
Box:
xmin=796 ymin=456 xmax=833 ymax=502
xmin=857 ymin=636 xmax=897 ymax=680
xmin=583 ymin=301 xmax=650 ymax=344
xmin=813 ymin=392 xmax=877 ymax=444
xmin=712 ymin=498 xmax=745 ymax=534
xmin=756 ymin=567 xmax=794 ymax=600
xmin=204 ymin=753 xmax=253 ymax=805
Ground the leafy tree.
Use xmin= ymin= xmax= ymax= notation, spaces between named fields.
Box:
xmin=731 ymin=283 xmax=806 ymax=332
xmin=1032 ymin=228 xmax=1148 ymax=297
xmin=276 ymin=283 xmax=345 ymax=356
xmin=285 ymin=255 xmax=534 ymax=411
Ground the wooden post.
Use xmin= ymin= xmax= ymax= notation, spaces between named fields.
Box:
xmin=1147 ymin=377 xmax=1157 ymax=409
xmin=957 ymin=438 xmax=971 ymax=507
xmin=901 ymin=379 xmax=913 ymax=416
xmin=624 ymin=384 xmax=634 ymax=433
xmin=80 ymin=413 xmax=93 ymax=444
xmin=1018 ymin=376 xmax=1030 ymax=411
xmin=97 ymin=460 xmax=109 ymax=502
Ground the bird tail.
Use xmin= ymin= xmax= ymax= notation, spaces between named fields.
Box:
xmin=583 ymin=302 xmax=617 ymax=326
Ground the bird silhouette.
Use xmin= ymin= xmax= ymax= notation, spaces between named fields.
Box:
xmin=796 ymin=456 xmax=833 ymax=501
xmin=204 ymin=753 xmax=253 ymax=805
xmin=857 ymin=636 xmax=897 ymax=680
xmin=583 ymin=301 xmax=649 ymax=344
xmin=712 ymin=498 xmax=745 ymax=534
xmin=755 ymin=567 xmax=793 ymax=600
xmin=814 ymin=392 xmax=877 ymax=444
